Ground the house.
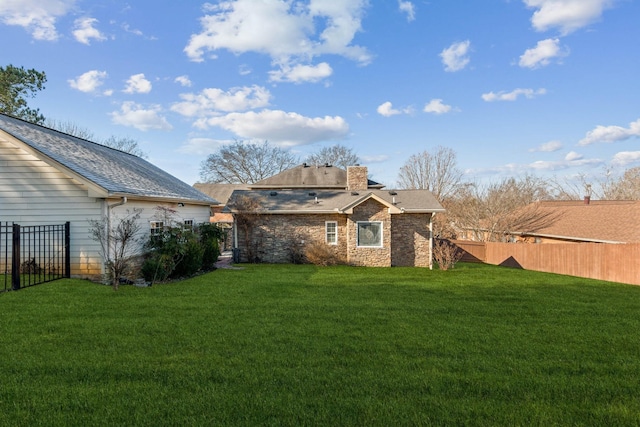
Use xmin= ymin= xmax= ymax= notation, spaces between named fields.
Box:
xmin=508 ymin=198 xmax=640 ymax=244
xmin=217 ymin=164 xmax=444 ymax=267
xmin=0 ymin=113 xmax=218 ymax=280
xmin=193 ymin=183 xmax=248 ymax=251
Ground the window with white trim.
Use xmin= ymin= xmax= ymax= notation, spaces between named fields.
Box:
xmin=326 ymin=221 xmax=337 ymax=245
xmin=357 ymin=221 xmax=382 ymax=247
xmin=150 ymin=221 xmax=164 ymax=237
xmin=183 ymin=219 xmax=194 ymax=230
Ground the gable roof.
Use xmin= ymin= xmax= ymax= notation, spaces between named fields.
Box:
xmin=513 ymin=200 xmax=640 ymax=243
xmin=0 ymin=114 xmax=217 ymax=205
xmin=225 ymin=189 xmax=444 ymax=214
xmin=248 ymin=163 xmax=385 ymax=189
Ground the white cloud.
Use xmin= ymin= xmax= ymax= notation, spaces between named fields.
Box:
xmin=269 ymin=62 xmax=333 ymax=84
xmin=377 ymin=101 xmax=401 ymax=117
xmin=482 ymin=88 xmax=547 ymax=102
xmin=110 ymin=102 xmax=172 ymax=131
xmin=68 ymin=70 xmax=108 ymax=93
xmin=530 ymin=140 xmax=563 ymax=152
xmin=423 ymin=99 xmax=453 ymax=115
xmin=398 ymin=1 xmax=416 ymax=21
xmin=123 ymin=73 xmax=152 ymax=94
xmin=440 ymin=40 xmax=471 ymax=72
xmin=519 ymin=38 xmax=568 ymax=68
xmin=72 ymin=17 xmax=106 ymax=45
xmin=523 ymin=0 xmax=615 ymax=34
xmin=184 ymin=0 xmax=371 ymax=70
xmin=178 ymin=137 xmax=232 ymax=155
xmin=564 ymin=151 xmax=583 ymax=161
xmin=612 ymin=151 xmax=640 ymax=166
xmin=174 ymin=75 xmax=192 ymax=87
xmin=0 ymin=0 xmax=75 ymax=41
xmin=171 ymin=85 xmax=272 ymax=117
xmin=376 ymin=101 xmax=413 ymax=117
xmin=194 ymin=109 xmax=349 ymax=146
xmin=579 ymin=118 xmax=640 ymax=145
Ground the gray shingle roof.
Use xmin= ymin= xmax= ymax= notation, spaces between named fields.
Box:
xmin=0 ymin=114 xmax=217 ymax=205
xmin=193 ymin=183 xmax=248 ymax=205
xmin=249 ymin=163 xmax=385 ymax=189
xmin=226 ymin=189 xmax=444 ymax=213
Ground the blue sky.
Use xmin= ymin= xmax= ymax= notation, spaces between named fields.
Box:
xmin=1 ymin=0 xmax=639 ymax=188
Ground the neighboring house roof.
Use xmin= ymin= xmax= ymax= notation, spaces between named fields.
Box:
xmin=512 ymin=200 xmax=640 ymax=243
xmin=193 ymin=183 xmax=248 ymax=205
xmin=0 ymin=113 xmax=217 ymax=205
xmin=225 ymin=189 xmax=444 ymax=214
xmin=248 ymin=163 xmax=385 ymax=189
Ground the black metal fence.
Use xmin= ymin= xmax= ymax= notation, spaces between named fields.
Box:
xmin=1 ymin=222 xmax=70 ymax=292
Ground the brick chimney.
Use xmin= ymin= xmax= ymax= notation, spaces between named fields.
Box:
xmin=347 ymin=165 xmax=368 ymax=191
xmin=584 ymin=195 xmax=590 ymax=205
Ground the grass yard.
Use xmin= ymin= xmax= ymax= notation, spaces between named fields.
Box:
xmin=1 ymin=263 xmax=639 ymax=426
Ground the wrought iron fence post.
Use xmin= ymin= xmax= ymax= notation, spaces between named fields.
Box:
xmin=12 ymin=223 xmax=20 ymax=290
xmin=65 ymin=222 xmax=71 ymax=278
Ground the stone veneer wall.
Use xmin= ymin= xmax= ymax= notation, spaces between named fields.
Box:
xmin=390 ymin=213 xmax=433 ymax=267
xmin=347 ymin=166 xmax=369 ymax=191
xmin=346 ymin=199 xmax=392 ymax=267
xmin=236 ymin=213 xmax=347 ymax=263
xmin=233 ymin=201 xmax=433 ymax=267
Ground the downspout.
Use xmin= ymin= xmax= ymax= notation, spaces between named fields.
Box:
xmin=232 ymin=213 xmax=240 ymax=263
xmin=429 ymin=212 xmax=435 ymax=270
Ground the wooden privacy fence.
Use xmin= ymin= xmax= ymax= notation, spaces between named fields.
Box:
xmin=1 ymin=222 xmax=70 ymax=291
xmin=451 ymin=240 xmax=640 ymax=286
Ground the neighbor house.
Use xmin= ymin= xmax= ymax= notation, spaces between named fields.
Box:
xmin=192 ymin=183 xmax=248 ymax=251
xmin=507 ymin=198 xmax=640 ymax=244
xmin=0 ymin=113 xmax=217 ymax=280
xmin=215 ymin=163 xmax=444 ymax=267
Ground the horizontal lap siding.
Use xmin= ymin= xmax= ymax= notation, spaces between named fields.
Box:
xmin=0 ymin=140 xmax=103 ymax=278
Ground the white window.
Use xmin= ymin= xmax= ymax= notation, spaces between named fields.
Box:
xmin=326 ymin=221 xmax=338 ymax=245
xmin=183 ymin=219 xmax=194 ymax=230
xmin=150 ymin=221 xmax=164 ymax=237
xmin=357 ymin=221 xmax=382 ymax=247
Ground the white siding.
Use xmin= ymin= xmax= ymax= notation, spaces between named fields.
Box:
xmin=1 ymin=139 xmax=212 ymax=280
xmin=0 ymin=140 xmax=104 ymax=278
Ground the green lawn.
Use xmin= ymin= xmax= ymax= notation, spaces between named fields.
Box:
xmin=1 ymin=263 xmax=639 ymax=426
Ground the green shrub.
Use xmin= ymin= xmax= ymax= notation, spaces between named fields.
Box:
xmin=141 ymin=253 xmax=174 ymax=283
xmin=142 ymin=220 xmax=224 ymax=283
xmin=171 ymin=238 xmax=205 ymax=278
xmin=199 ymin=223 xmax=223 ymax=269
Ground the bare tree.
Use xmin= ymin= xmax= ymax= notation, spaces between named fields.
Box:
xmin=433 ymin=239 xmax=463 ymax=270
xmin=88 ymin=208 xmax=144 ymax=290
xmin=305 ymin=144 xmax=359 ymax=169
xmin=602 ymin=166 xmax=640 ymax=200
xmin=102 ymin=135 xmax=148 ymax=159
xmin=200 ymin=140 xmax=299 ymax=184
xmin=227 ymin=194 xmax=265 ymax=262
xmin=397 ymin=146 xmax=463 ymax=200
xmin=447 ymin=175 xmax=558 ymax=242
xmin=548 ymin=172 xmax=597 ymax=200
xmin=45 ymin=119 xmax=95 ymax=140
xmin=45 ymin=119 xmax=148 ymax=158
